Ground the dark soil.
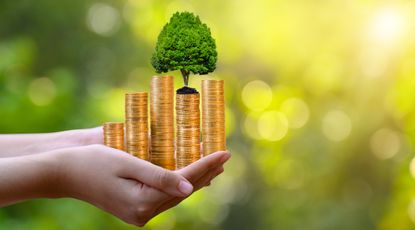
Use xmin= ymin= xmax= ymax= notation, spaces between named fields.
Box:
xmin=176 ymin=86 xmax=199 ymax=94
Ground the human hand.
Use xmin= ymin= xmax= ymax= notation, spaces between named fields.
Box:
xmin=0 ymin=127 xmax=103 ymax=157
xmin=124 ymin=150 xmax=230 ymax=226
xmin=53 ymin=145 xmax=230 ymax=226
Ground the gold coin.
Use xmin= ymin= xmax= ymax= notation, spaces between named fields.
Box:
xmin=103 ymin=122 xmax=125 ymax=151
xmin=150 ymin=76 xmax=175 ymax=170
xmin=201 ymin=80 xmax=226 ymax=156
xmin=176 ymin=93 xmax=201 ymax=169
xmin=125 ymin=92 xmax=149 ymax=160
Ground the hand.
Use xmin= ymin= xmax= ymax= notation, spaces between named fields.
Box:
xmin=0 ymin=134 xmax=229 ymax=227
xmin=0 ymin=127 xmax=103 ymax=157
xmin=125 ymin=151 xmax=229 ymax=226
xmin=53 ymin=145 xmax=230 ymax=226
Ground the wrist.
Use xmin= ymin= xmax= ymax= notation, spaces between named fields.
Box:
xmin=56 ymin=127 xmax=103 ymax=147
xmin=34 ymin=151 xmax=67 ymax=199
xmin=49 ymin=146 xmax=93 ymax=200
xmin=0 ymin=152 xmax=65 ymax=206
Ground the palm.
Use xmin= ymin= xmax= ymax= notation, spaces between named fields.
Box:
xmin=131 ymin=155 xmax=225 ymax=225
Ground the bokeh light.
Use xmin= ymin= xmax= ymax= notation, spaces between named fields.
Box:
xmin=243 ymin=112 xmax=261 ymax=140
xmin=258 ymin=111 xmax=288 ymax=141
xmin=241 ymin=80 xmax=272 ymax=111
xmin=280 ymin=97 xmax=309 ymax=129
xmin=87 ymin=3 xmax=121 ymax=36
xmin=28 ymin=77 xmax=56 ymax=106
xmin=322 ymin=110 xmax=352 ymax=142
xmin=370 ymin=128 xmax=401 ymax=160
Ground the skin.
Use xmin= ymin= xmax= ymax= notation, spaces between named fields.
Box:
xmin=0 ymin=127 xmax=230 ymax=227
xmin=0 ymin=127 xmax=104 ymax=157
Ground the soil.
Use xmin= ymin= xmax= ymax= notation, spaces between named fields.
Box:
xmin=176 ymin=86 xmax=199 ymax=94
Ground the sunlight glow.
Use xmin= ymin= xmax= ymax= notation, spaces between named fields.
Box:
xmin=371 ymin=8 xmax=405 ymax=43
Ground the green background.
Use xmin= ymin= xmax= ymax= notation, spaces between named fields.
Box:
xmin=1 ymin=0 xmax=415 ymax=229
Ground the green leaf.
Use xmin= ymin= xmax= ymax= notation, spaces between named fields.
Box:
xmin=151 ymin=11 xmax=217 ymax=84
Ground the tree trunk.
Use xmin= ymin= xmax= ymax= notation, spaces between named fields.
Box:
xmin=180 ymin=69 xmax=190 ymax=86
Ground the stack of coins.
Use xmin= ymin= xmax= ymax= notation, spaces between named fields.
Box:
xmin=125 ymin=92 xmax=149 ymax=160
xmin=150 ymin=76 xmax=175 ymax=170
xmin=202 ymin=80 xmax=226 ymax=156
xmin=176 ymin=93 xmax=201 ymax=168
xmin=103 ymin=122 xmax=125 ymax=151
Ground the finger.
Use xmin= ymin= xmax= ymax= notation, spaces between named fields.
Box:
xmin=153 ymin=165 xmax=226 ymax=217
xmin=176 ymin=151 xmax=230 ymax=183
xmin=117 ymin=153 xmax=193 ymax=197
xmin=151 ymin=164 xmax=226 ymax=217
xmin=200 ymin=166 xmax=224 ymax=188
xmin=151 ymin=162 xmax=224 ymax=206
xmin=193 ymin=165 xmax=224 ymax=191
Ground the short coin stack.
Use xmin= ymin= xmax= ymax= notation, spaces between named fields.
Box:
xmin=202 ymin=80 xmax=226 ymax=156
xmin=150 ymin=76 xmax=175 ymax=170
xmin=125 ymin=92 xmax=149 ymax=160
xmin=103 ymin=122 xmax=125 ymax=151
xmin=176 ymin=93 xmax=201 ymax=168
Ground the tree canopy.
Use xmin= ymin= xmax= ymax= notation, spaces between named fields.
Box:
xmin=151 ymin=12 xmax=217 ymax=86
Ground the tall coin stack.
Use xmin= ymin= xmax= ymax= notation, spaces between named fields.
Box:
xmin=103 ymin=122 xmax=125 ymax=151
xmin=202 ymin=80 xmax=226 ymax=156
xmin=176 ymin=93 xmax=201 ymax=168
xmin=125 ymin=92 xmax=149 ymax=160
xmin=150 ymin=76 xmax=175 ymax=170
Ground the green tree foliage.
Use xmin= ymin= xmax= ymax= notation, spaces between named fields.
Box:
xmin=151 ymin=12 xmax=217 ymax=86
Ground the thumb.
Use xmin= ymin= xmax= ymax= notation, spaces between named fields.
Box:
xmin=119 ymin=155 xmax=193 ymax=197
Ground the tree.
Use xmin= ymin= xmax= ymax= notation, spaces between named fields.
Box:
xmin=151 ymin=11 xmax=217 ymax=87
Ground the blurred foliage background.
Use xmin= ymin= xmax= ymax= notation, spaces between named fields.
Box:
xmin=1 ymin=0 xmax=415 ymax=229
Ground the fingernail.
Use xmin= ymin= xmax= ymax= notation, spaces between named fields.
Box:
xmin=220 ymin=152 xmax=231 ymax=163
xmin=178 ymin=181 xmax=193 ymax=196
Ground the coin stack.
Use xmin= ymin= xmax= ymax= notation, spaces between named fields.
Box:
xmin=176 ymin=93 xmax=201 ymax=168
xmin=103 ymin=122 xmax=125 ymax=151
xmin=202 ymin=80 xmax=226 ymax=156
xmin=150 ymin=76 xmax=175 ymax=170
xmin=125 ymin=92 xmax=149 ymax=160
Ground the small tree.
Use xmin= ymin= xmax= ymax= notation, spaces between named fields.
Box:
xmin=151 ymin=12 xmax=217 ymax=87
